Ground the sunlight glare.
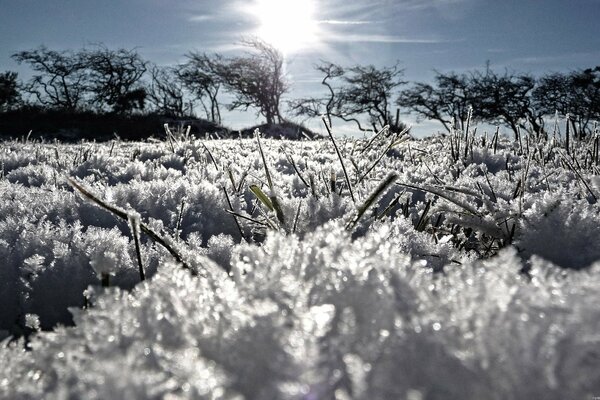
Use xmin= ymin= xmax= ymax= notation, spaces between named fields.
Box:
xmin=251 ymin=0 xmax=319 ymax=54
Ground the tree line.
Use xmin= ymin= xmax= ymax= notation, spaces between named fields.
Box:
xmin=1 ymin=40 xmax=599 ymax=137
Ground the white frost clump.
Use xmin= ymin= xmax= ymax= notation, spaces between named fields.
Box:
xmin=82 ymin=226 xmax=133 ymax=278
xmin=2 ymin=224 xmax=599 ymax=399
xmin=516 ymin=192 xmax=600 ymax=269
xmin=2 ymin=134 xmax=600 ymax=399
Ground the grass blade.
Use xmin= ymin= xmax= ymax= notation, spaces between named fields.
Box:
xmin=68 ymin=178 xmax=210 ymax=276
xmin=346 ymin=173 xmax=398 ymax=230
xmin=323 ymin=116 xmax=356 ymax=204
xmin=249 ymin=184 xmax=274 ymax=212
xmin=127 ymin=214 xmax=145 ymax=281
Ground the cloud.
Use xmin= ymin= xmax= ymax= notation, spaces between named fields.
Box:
xmin=326 ymin=33 xmax=447 ymax=44
xmin=188 ymin=14 xmax=215 ymax=22
xmin=398 ymin=0 xmax=470 ymax=10
xmin=318 ymin=19 xmax=374 ymax=25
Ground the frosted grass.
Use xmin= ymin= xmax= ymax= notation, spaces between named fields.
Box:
xmin=1 ymin=127 xmax=599 ymax=398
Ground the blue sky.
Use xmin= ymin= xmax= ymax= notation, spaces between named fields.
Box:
xmin=1 ymin=0 xmax=599 ymax=134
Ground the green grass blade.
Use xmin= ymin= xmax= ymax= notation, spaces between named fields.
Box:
xmin=323 ymin=117 xmax=356 ymax=203
xmin=249 ymin=184 xmax=275 ymax=212
xmin=346 ymin=173 xmax=398 ymax=230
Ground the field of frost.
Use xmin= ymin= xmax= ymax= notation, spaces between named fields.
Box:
xmin=1 ymin=126 xmax=600 ymax=399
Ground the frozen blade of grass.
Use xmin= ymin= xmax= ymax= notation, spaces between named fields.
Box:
xmin=309 ymin=173 xmax=317 ymax=198
xmin=350 ymin=158 xmax=360 ymax=180
xmin=164 ymin=123 xmax=176 ymax=153
xmin=557 ymin=149 xmax=598 ymax=203
xmin=249 ymin=184 xmax=286 ymax=229
xmin=357 ymin=130 xmax=410 ymax=186
xmin=222 ymin=187 xmax=246 ymax=242
xmin=357 ymin=136 xmax=397 ymax=185
xmin=320 ymin=169 xmax=331 ymax=195
xmin=255 ymin=129 xmax=274 ymax=190
xmin=397 ymin=182 xmax=482 ymax=217
xmin=359 ymin=125 xmax=389 ymax=155
xmin=127 ymin=213 xmax=145 ymax=281
xmin=323 ymin=116 xmax=356 ymax=204
xmin=565 ymin=114 xmax=571 ymax=155
xmin=249 ymin=184 xmax=274 ymax=212
xmin=202 ymin=142 xmax=219 ymax=170
xmin=226 ymin=167 xmax=236 ymax=190
xmin=224 ymin=209 xmax=271 ymax=228
xmin=67 ymin=178 xmax=207 ymax=276
xmin=255 ymin=130 xmax=286 ymax=229
xmin=175 ymin=199 xmax=185 ymax=236
xmin=415 ymin=199 xmax=432 ymax=232
xmin=484 ymin=171 xmax=498 ymax=203
xmin=346 ymin=173 xmax=398 ymax=231
xmin=270 ymin=195 xmax=287 ymax=230
xmin=377 ymin=190 xmax=405 ymax=220
xmin=512 ymin=178 xmax=522 ymax=200
xmin=285 ymin=152 xmax=309 ymax=188
xmin=330 ymin=171 xmax=336 ymax=194
xmin=292 ymin=200 xmax=302 ymax=234
xmin=491 ymin=126 xmax=499 ymax=154
xmin=390 ymin=131 xmax=411 ymax=149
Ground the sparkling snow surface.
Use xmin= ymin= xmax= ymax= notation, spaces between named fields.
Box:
xmin=1 ymin=132 xmax=599 ymax=399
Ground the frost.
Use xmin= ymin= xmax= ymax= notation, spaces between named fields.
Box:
xmin=83 ymin=226 xmax=133 ymax=277
xmin=1 ymin=135 xmax=599 ymax=398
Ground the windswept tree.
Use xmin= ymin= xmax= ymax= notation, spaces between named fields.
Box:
xmin=398 ymin=72 xmax=474 ymax=133
xmin=533 ymin=72 xmax=573 ymax=117
xmin=0 ymin=71 xmax=20 ymax=111
xmin=571 ymin=67 xmax=600 ymax=133
xmin=12 ymin=47 xmax=88 ymax=111
xmin=470 ymin=68 xmax=543 ymax=136
xmin=147 ymin=65 xmax=189 ymax=117
xmin=533 ymin=67 xmax=600 ymax=136
xmin=337 ymin=63 xmax=406 ymax=131
xmin=177 ymin=53 xmax=222 ymax=124
xmin=289 ymin=62 xmax=343 ymax=126
xmin=291 ymin=62 xmax=406 ymax=132
xmin=211 ymin=38 xmax=288 ymax=125
xmin=82 ymin=45 xmax=148 ymax=114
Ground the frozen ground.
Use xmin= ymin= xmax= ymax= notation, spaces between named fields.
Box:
xmin=1 ymin=128 xmax=599 ymax=399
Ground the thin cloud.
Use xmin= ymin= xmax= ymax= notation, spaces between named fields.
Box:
xmin=399 ymin=0 xmax=470 ymax=10
xmin=188 ymin=14 xmax=215 ymax=22
xmin=327 ymin=33 xmax=447 ymax=44
xmin=207 ymin=42 xmax=248 ymax=53
xmin=510 ymin=51 xmax=600 ymax=66
xmin=318 ymin=19 xmax=374 ymax=25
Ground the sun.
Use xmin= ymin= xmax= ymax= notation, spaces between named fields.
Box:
xmin=248 ymin=0 xmax=320 ymax=54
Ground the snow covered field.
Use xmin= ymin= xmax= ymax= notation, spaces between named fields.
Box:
xmin=1 ymin=128 xmax=600 ymax=399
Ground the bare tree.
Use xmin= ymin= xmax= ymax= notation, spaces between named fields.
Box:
xmin=177 ymin=53 xmax=222 ymax=124
xmin=338 ymin=63 xmax=406 ymax=131
xmin=398 ymin=71 xmax=473 ymax=133
xmin=291 ymin=62 xmax=406 ymax=132
xmin=401 ymin=66 xmax=543 ymax=136
xmin=0 ymin=71 xmax=20 ymax=111
xmin=82 ymin=45 xmax=148 ymax=114
xmin=572 ymin=67 xmax=600 ymax=133
xmin=212 ymin=38 xmax=288 ymax=125
xmin=469 ymin=67 xmax=543 ymax=136
xmin=147 ymin=65 xmax=189 ymax=117
xmin=534 ymin=67 xmax=600 ymax=136
xmin=289 ymin=62 xmax=342 ymax=126
xmin=533 ymin=72 xmax=573 ymax=116
xmin=12 ymin=47 xmax=88 ymax=111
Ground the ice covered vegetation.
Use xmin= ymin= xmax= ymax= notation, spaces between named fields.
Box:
xmin=1 ymin=123 xmax=600 ymax=399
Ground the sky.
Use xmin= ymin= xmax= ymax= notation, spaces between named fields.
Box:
xmin=1 ymin=0 xmax=600 ymax=136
